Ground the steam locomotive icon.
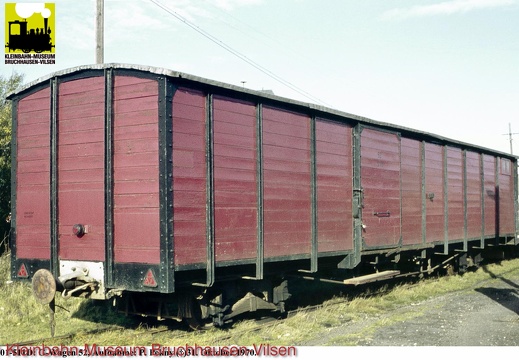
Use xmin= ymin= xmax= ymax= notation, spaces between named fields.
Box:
xmin=5 ymin=18 xmax=54 ymax=53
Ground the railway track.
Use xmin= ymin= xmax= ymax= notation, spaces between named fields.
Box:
xmin=10 ymin=326 xmax=125 ymax=346
xmin=11 ymin=271 xmax=426 ymax=346
xmin=9 ymin=325 xmax=184 ymax=347
xmin=7 ymin=63 xmax=517 ymax=350
xmin=12 ymin=252 xmax=519 ymax=347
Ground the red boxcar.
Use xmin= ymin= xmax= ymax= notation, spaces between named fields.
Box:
xmin=8 ymin=64 xmax=518 ymax=326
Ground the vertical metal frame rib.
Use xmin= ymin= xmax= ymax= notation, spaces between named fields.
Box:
xmin=494 ymin=156 xmax=499 ymax=244
xmin=9 ymin=100 xmax=18 ymax=278
xmin=443 ymin=146 xmax=449 ymax=254
xmin=310 ymin=116 xmax=318 ymax=272
xmin=514 ymin=160 xmax=519 ymax=245
xmin=202 ymin=93 xmax=215 ymax=287
xmin=50 ymin=77 xmax=59 ymax=277
xmin=255 ymin=103 xmax=264 ymax=279
xmin=104 ymin=69 xmax=114 ymax=287
xmin=421 ymin=141 xmax=426 ymax=244
xmin=480 ymin=153 xmax=485 ymax=247
xmin=462 ymin=150 xmax=468 ymax=251
xmin=397 ymin=132 xmax=403 ymax=247
xmin=351 ymin=124 xmax=362 ymax=267
xmin=158 ymin=77 xmax=175 ymax=292
xmin=104 ymin=69 xmax=114 ymax=286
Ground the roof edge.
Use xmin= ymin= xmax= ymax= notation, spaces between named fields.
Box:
xmin=6 ymin=63 xmax=518 ymax=160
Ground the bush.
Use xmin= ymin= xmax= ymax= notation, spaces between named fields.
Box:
xmin=0 ymin=72 xmax=24 ymax=254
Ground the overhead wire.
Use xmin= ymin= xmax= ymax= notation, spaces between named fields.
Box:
xmin=148 ymin=0 xmax=333 ymax=108
xmin=199 ymin=0 xmax=320 ymax=69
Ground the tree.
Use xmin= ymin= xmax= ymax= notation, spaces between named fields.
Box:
xmin=0 ymin=72 xmax=24 ymax=253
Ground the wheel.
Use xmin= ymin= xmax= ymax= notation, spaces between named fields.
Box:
xmin=184 ymin=297 xmax=204 ymax=330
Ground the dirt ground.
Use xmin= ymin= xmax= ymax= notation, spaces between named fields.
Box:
xmin=302 ymin=266 xmax=519 ymax=346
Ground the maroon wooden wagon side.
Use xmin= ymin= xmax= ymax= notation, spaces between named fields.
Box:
xmin=8 ymin=64 xmax=518 ymax=327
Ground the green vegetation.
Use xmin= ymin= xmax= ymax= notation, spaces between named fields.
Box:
xmin=0 ymin=72 xmax=24 ymax=253
xmin=2 ymin=250 xmax=519 ymax=346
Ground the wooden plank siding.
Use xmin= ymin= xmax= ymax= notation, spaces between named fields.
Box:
xmin=113 ymin=76 xmax=160 ymax=263
xmin=57 ymin=77 xmax=105 ymax=261
xmin=15 ymin=88 xmax=51 ymax=259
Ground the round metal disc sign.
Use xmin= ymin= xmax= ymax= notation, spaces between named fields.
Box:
xmin=31 ymin=269 xmax=56 ymax=304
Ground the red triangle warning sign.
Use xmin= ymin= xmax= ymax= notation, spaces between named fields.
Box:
xmin=143 ymin=269 xmax=158 ymax=288
xmin=17 ymin=263 xmax=29 ymax=278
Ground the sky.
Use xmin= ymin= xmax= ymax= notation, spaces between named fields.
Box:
xmin=2 ymin=0 xmax=519 ymax=154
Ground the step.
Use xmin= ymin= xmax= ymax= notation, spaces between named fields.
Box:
xmin=343 ymin=270 xmax=401 ymax=285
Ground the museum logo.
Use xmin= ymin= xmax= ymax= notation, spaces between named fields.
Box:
xmin=5 ymin=3 xmax=55 ymax=65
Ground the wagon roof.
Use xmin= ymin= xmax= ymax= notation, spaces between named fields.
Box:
xmin=7 ymin=63 xmax=518 ymax=160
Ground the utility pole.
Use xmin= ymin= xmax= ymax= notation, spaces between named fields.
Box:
xmin=95 ymin=0 xmax=104 ymax=64
xmin=504 ymin=123 xmax=519 ymax=155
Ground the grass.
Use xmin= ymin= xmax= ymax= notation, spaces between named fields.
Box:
xmin=0 ymin=252 xmax=135 ymax=345
xmin=1 ymin=250 xmax=519 ymax=346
